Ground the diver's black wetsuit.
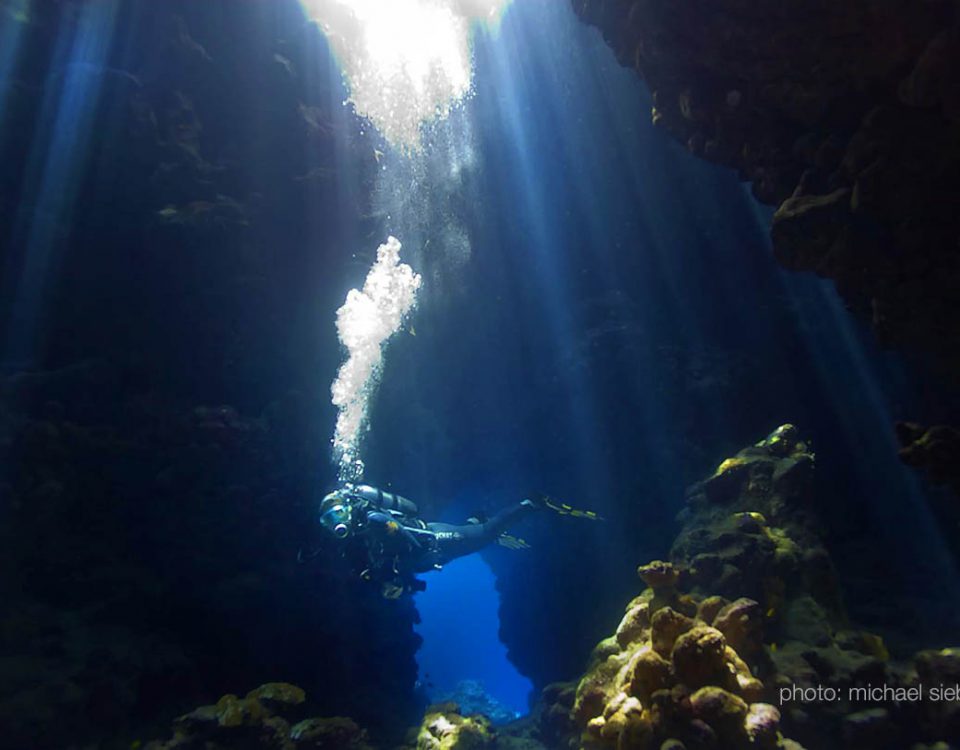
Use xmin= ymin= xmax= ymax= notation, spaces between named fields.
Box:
xmin=374 ymin=502 xmax=534 ymax=571
xmin=322 ymin=485 xmax=536 ymax=592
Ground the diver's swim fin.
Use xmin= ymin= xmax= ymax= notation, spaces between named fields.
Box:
xmin=539 ymin=494 xmax=604 ymax=521
xmin=497 ymin=533 xmax=531 ymax=550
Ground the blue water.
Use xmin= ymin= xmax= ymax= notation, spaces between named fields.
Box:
xmin=415 ymin=554 xmax=532 ymax=716
xmin=3 ymin=3 xmax=960 ymax=747
xmin=367 ymin=0 xmax=960 ymax=677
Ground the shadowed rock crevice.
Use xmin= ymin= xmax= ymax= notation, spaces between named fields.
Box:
xmin=570 ymin=0 xmax=960 ymax=384
xmin=0 ymin=4 xmax=418 ymax=748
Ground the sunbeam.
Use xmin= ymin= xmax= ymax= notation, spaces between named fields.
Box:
xmin=4 ymin=2 xmax=960 ymax=747
xmin=301 ymin=0 xmax=511 ymax=149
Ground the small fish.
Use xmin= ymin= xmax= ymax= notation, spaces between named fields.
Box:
xmin=374 ymin=148 xmax=385 ymax=164
xmin=409 ymin=325 xmax=416 ymax=336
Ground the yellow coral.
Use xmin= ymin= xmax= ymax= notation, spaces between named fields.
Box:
xmin=572 ymin=568 xmax=798 ymax=750
xmin=715 ymin=456 xmax=749 ymax=475
xmin=415 ymin=707 xmax=492 ymax=750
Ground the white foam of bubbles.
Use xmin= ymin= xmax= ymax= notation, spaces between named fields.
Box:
xmin=301 ymin=0 xmax=511 ymax=150
xmin=331 ymin=236 xmax=422 ymax=481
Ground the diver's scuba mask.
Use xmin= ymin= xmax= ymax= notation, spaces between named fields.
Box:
xmin=319 ymin=491 xmax=354 ymax=539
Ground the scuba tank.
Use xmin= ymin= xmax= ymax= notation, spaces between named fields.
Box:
xmin=346 ymin=484 xmax=419 ymax=517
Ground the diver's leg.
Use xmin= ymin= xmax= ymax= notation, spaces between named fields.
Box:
xmin=425 ymin=501 xmax=536 ymax=564
xmin=480 ymin=500 xmax=538 ymax=538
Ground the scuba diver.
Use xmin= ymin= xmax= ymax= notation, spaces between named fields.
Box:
xmin=312 ymin=484 xmax=549 ymax=598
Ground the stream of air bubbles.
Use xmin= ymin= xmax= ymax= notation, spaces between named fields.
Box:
xmin=305 ymin=0 xmax=509 ymax=479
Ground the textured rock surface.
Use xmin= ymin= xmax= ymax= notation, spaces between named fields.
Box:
xmin=896 ymin=422 xmax=960 ymax=561
xmin=570 ymin=0 xmax=960 ymax=380
xmin=0 ymin=4 xmax=418 ymax=748
xmin=534 ymin=427 xmax=960 ymax=750
xmin=570 ymin=588 xmax=795 ymax=749
xmin=897 ymin=422 xmax=960 ymax=496
xmin=131 ymin=430 xmax=960 ymax=750
xmin=410 ymin=704 xmax=495 ymax=750
xmin=144 ymin=683 xmax=374 ymax=750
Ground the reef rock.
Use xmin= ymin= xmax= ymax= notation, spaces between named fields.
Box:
xmin=554 ymin=427 xmax=960 ymax=750
xmin=571 ymin=0 xmax=960 ymax=388
xmin=145 ymin=683 xmax=373 ymax=750
xmin=411 ymin=704 xmax=494 ymax=750
xmin=914 ymin=648 xmax=960 ymax=742
xmin=572 ymin=578 xmax=795 ymax=749
xmin=895 ymin=421 xmax=960 ymax=587
xmin=897 ymin=423 xmax=960 ymax=493
xmin=672 ymin=425 xmax=839 ymax=621
xmin=536 ymin=682 xmax=579 ymax=749
xmin=0 ymin=4 xmax=407 ymax=748
xmin=436 ymin=680 xmax=521 ymax=726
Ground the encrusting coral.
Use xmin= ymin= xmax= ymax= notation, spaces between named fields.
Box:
xmin=561 ymin=426 xmax=960 ymax=750
xmin=572 ymin=559 xmax=798 ymax=749
xmin=409 ymin=703 xmax=495 ymax=750
xmin=144 ymin=682 xmax=373 ymax=750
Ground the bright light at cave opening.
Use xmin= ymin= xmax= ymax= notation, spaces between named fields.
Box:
xmin=301 ymin=0 xmax=512 ymax=149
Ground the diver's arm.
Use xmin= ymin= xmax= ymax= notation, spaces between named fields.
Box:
xmin=366 ymin=511 xmax=423 ymax=549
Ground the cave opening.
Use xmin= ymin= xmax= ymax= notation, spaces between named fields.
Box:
xmin=414 ymin=553 xmax=533 ymax=720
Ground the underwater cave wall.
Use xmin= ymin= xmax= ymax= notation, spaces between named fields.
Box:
xmin=0 ymin=3 xmax=420 ymax=747
xmin=570 ymin=0 xmax=960 ymax=385
xmin=567 ymin=0 xmax=960 ymax=610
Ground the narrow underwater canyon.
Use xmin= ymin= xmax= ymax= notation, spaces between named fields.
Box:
xmin=1 ymin=1 xmax=959 ymax=749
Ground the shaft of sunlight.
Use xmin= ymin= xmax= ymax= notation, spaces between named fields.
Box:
xmin=300 ymin=0 xmax=511 ymax=150
xmin=0 ymin=3 xmax=30 ymax=129
xmin=2 ymin=1 xmax=119 ymax=364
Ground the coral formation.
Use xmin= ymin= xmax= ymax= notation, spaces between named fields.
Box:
xmin=409 ymin=703 xmax=495 ymax=750
xmin=402 ymin=702 xmax=554 ymax=750
xmin=572 ymin=577 xmax=794 ymax=749
xmin=550 ymin=427 xmax=960 ymax=750
xmin=436 ymin=680 xmax=522 ymax=726
xmin=144 ymin=682 xmax=373 ymax=750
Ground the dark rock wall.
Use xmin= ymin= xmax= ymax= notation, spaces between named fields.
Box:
xmin=0 ymin=3 xmax=420 ymax=747
xmin=570 ymin=0 xmax=960 ymax=382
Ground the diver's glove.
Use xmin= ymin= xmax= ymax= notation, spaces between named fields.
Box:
xmin=367 ymin=511 xmax=423 ymax=549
